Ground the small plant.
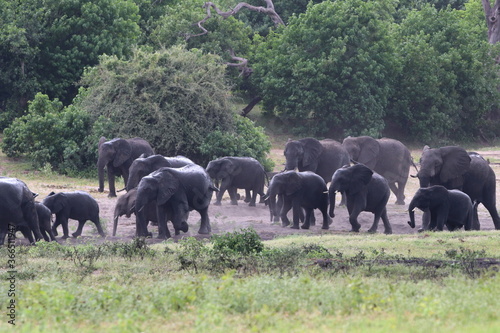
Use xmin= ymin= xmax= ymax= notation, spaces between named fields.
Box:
xmin=176 ymin=237 xmax=208 ymax=274
xmin=211 ymin=228 xmax=264 ymax=255
xmin=65 ymin=245 xmax=104 ymax=272
xmin=445 ymin=247 xmax=488 ymax=279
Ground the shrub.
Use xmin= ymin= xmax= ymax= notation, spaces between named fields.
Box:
xmin=199 ymin=115 xmax=274 ymax=171
xmin=211 ymin=228 xmax=264 ymax=255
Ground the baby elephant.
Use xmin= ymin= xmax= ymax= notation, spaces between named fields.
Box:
xmin=113 ymin=188 xmax=158 ymax=236
xmin=329 ymin=164 xmax=392 ymax=234
xmin=408 ymin=185 xmax=475 ymax=231
xmin=43 ymin=191 xmax=105 ymax=239
xmin=16 ymin=202 xmax=57 ymax=243
xmin=265 ymin=171 xmax=331 ymax=230
xmin=206 ymin=156 xmax=266 ymax=206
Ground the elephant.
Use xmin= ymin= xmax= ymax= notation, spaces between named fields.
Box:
xmin=112 ymin=188 xmax=158 ymax=237
xmin=98 ymin=137 xmax=154 ymax=197
xmin=134 ymin=164 xmax=218 ymax=239
xmin=42 ymin=191 xmax=106 ymax=239
xmin=284 ymin=137 xmax=350 ymax=183
xmin=0 ymin=177 xmax=43 ymax=245
xmin=408 ymin=185 xmax=475 ymax=231
xmin=416 ymin=146 xmax=500 ymax=230
xmin=126 ymin=154 xmax=194 ymax=191
xmin=329 ymin=164 xmax=392 ymax=234
xmin=342 ymin=136 xmax=413 ymax=205
xmin=264 ymin=171 xmax=331 ymax=230
xmin=206 ymin=156 xmax=266 ymax=206
xmin=16 ymin=202 xmax=56 ymax=243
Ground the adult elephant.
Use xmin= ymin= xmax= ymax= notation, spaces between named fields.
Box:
xmin=416 ymin=146 xmax=500 ymax=230
xmin=342 ymin=136 xmax=412 ymax=205
xmin=206 ymin=157 xmax=266 ymax=206
xmin=97 ymin=137 xmax=154 ymax=197
xmin=0 ymin=177 xmax=43 ymax=245
xmin=284 ymin=138 xmax=350 ymax=183
xmin=329 ymin=164 xmax=392 ymax=234
xmin=126 ymin=155 xmax=194 ymax=191
xmin=264 ymin=171 xmax=331 ymax=230
xmin=134 ymin=164 xmax=218 ymax=239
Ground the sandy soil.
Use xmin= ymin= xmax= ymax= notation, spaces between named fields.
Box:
xmin=17 ymin=149 xmax=499 ymax=246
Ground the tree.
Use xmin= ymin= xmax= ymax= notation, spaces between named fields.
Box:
xmin=253 ymin=0 xmax=398 ymax=137
xmin=0 ymin=0 xmax=141 ymax=128
xmin=78 ymin=46 xmax=242 ymax=164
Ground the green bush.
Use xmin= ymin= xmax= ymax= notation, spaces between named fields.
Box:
xmin=199 ymin=115 xmax=274 ymax=171
xmin=2 ymin=93 xmax=96 ymax=174
xmin=211 ymin=228 xmax=264 ymax=255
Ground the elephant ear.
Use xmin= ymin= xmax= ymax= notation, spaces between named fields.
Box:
xmin=439 ymin=146 xmax=471 ymax=183
xmin=350 ymin=164 xmax=373 ymax=193
xmin=51 ymin=193 xmax=67 ymax=213
xmin=113 ymin=139 xmax=132 ymax=167
xmin=156 ymin=171 xmax=180 ymax=206
xmin=285 ymin=172 xmax=302 ymax=196
xmin=301 ymin=138 xmax=324 ymax=167
xmin=222 ymin=159 xmax=237 ymax=177
xmin=357 ymin=137 xmax=379 ymax=168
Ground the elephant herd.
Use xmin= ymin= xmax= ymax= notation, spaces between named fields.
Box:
xmin=2 ymin=135 xmax=500 ymax=246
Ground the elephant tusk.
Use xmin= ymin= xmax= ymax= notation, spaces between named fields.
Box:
xmin=323 ymin=190 xmax=329 ymax=194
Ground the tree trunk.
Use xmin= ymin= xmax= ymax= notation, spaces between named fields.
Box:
xmin=482 ymin=0 xmax=500 ymax=44
xmin=240 ymin=96 xmax=262 ymax=116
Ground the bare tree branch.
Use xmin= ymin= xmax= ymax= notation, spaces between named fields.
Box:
xmin=226 ymin=48 xmax=253 ymax=77
xmin=186 ymin=1 xmax=284 ymax=40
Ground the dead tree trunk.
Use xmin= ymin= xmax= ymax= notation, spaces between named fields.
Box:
xmin=483 ymin=0 xmax=500 ymax=44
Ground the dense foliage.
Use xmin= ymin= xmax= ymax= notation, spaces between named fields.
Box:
xmin=0 ymin=0 xmax=141 ymax=128
xmin=254 ymin=0 xmax=398 ymax=137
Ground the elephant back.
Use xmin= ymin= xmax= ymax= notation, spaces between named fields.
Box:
xmin=315 ymin=139 xmax=350 ymax=183
xmin=375 ymin=138 xmax=412 ymax=182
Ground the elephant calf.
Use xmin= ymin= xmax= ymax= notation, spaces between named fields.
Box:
xmin=43 ymin=191 xmax=105 ymax=239
xmin=408 ymin=185 xmax=475 ymax=231
xmin=265 ymin=171 xmax=331 ymax=230
xmin=16 ymin=202 xmax=56 ymax=243
xmin=113 ymin=188 xmax=158 ymax=236
xmin=329 ymin=164 xmax=392 ymax=234
xmin=206 ymin=156 xmax=266 ymax=206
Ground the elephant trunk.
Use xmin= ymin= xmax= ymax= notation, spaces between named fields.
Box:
xmin=329 ymin=188 xmax=337 ymax=218
xmin=97 ymin=158 xmax=107 ymax=192
xmin=284 ymin=158 xmax=298 ymax=171
xmin=113 ymin=214 xmax=119 ymax=237
xmin=408 ymin=201 xmax=417 ymax=228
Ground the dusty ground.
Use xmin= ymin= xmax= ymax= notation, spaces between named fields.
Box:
xmin=21 ymin=149 xmax=500 ymax=246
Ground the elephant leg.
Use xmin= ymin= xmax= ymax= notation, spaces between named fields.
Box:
xmin=370 ymin=209 xmax=392 ymax=234
xmin=291 ymin=202 xmax=302 ymax=229
xmin=389 ymin=182 xmax=405 ymax=205
xmin=419 ymin=209 xmax=431 ymax=232
xmin=348 ymin=206 xmax=362 ymax=232
xmin=60 ymin=217 xmax=70 ymax=239
xmin=309 ymin=211 xmax=316 ymax=226
xmin=198 ymin=208 xmax=211 ymax=234
xmin=301 ymin=208 xmax=313 ymax=229
xmin=228 ymin=186 xmax=239 ymax=205
xmin=72 ymin=220 xmax=85 ymax=238
xmin=471 ymin=202 xmax=480 ymax=230
xmin=280 ymin=198 xmax=292 ymax=228
xmin=339 ymin=192 xmax=347 ymax=206
xmin=248 ymin=189 xmax=258 ymax=207
xmin=481 ymin=198 xmax=500 ymax=230
xmin=319 ymin=205 xmax=331 ymax=230
xmin=244 ymin=189 xmax=251 ymax=203
xmin=17 ymin=226 xmax=35 ymax=243
xmin=157 ymin=206 xmax=172 ymax=239
xmin=93 ymin=218 xmax=106 ymax=237
xmin=107 ymin=168 xmax=117 ymax=198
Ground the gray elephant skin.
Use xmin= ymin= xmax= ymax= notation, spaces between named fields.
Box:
xmin=408 ymin=185 xmax=475 ymax=231
xmin=206 ymin=156 xmax=266 ymax=206
xmin=342 ymin=136 xmax=412 ymax=205
xmin=16 ymin=202 xmax=56 ymax=243
xmin=329 ymin=164 xmax=392 ymax=234
xmin=134 ymin=164 xmax=218 ymax=239
xmin=265 ymin=171 xmax=331 ymax=230
xmin=0 ymin=177 xmax=43 ymax=245
xmin=43 ymin=191 xmax=105 ymax=239
xmin=113 ymin=188 xmax=158 ymax=237
xmin=98 ymin=137 xmax=154 ymax=197
xmin=126 ymin=154 xmax=194 ymax=191
xmin=284 ymin=138 xmax=350 ymax=183
xmin=417 ymin=146 xmax=500 ymax=230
